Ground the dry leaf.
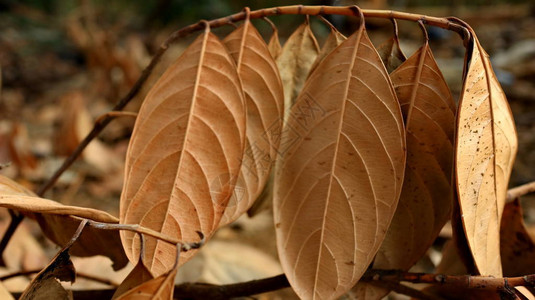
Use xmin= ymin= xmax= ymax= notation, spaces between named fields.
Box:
xmin=274 ymin=22 xmax=405 ymax=300
xmin=277 ymin=19 xmax=320 ymax=113
xmin=309 ymin=26 xmax=346 ymax=74
xmin=0 ymin=176 xmax=117 ymax=223
xmin=120 ymin=30 xmax=246 ymax=276
xmin=175 ymin=240 xmax=282 ymax=285
xmin=0 ymin=282 xmax=14 ymax=300
xmin=19 ymin=221 xmax=81 ymax=300
xmin=55 ymin=91 xmax=120 ymax=173
xmin=352 ymin=40 xmax=454 ymax=300
xmin=455 ymin=31 xmax=518 ymax=276
xmin=115 ymin=260 xmax=178 ymax=300
xmin=113 ymin=261 xmax=154 ymax=299
xmin=375 ymin=41 xmax=456 ymax=270
xmin=220 ymin=21 xmax=284 ymax=226
xmin=515 ymin=287 xmax=535 ymax=300
xmin=0 ymin=175 xmax=128 ymax=270
xmin=268 ymin=27 xmax=282 ymax=59
xmin=500 ymin=199 xmax=535 ymax=276
xmin=376 ymin=36 xmax=406 ymax=73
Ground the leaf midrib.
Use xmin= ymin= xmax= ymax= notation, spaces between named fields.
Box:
xmin=311 ymin=27 xmax=363 ymax=298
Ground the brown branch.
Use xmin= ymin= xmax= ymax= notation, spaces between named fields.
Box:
xmin=367 ymin=280 xmax=444 ymax=300
xmin=84 ymin=220 xmax=205 ymax=250
xmin=11 ymin=270 xmax=535 ymax=299
xmin=507 ymin=181 xmax=535 ymax=201
xmin=0 ymin=269 xmax=119 ymax=287
xmin=94 ymin=111 xmax=137 ymax=125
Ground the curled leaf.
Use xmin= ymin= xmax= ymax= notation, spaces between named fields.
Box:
xmin=455 ymin=31 xmax=518 ymax=276
xmin=0 ymin=175 xmax=128 ymax=270
xmin=19 ymin=220 xmax=85 ymax=300
xmin=274 ymin=22 xmax=405 ymax=299
xmin=376 ymin=36 xmax=406 ymax=73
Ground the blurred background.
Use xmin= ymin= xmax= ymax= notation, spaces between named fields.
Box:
xmin=0 ymin=0 xmax=534 ymax=298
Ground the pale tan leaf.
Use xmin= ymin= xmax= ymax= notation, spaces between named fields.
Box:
xmin=500 ymin=199 xmax=535 ymax=276
xmin=515 ymin=287 xmax=535 ymax=300
xmin=115 ymin=262 xmax=178 ymax=300
xmin=0 ymin=195 xmax=117 ymax=223
xmin=0 ymin=175 xmax=128 ymax=270
xmin=0 ymin=282 xmax=14 ymax=300
xmin=277 ymin=19 xmax=320 ymax=113
xmin=274 ymin=23 xmax=405 ymax=300
xmin=376 ymin=36 xmax=406 ymax=73
xmin=455 ymin=32 xmax=518 ymax=276
xmin=0 ymin=176 xmax=117 ymax=223
xmin=220 ymin=21 xmax=284 ymax=226
xmin=120 ymin=31 xmax=246 ymax=276
xmin=309 ymin=26 xmax=346 ymax=74
xmin=268 ymin=27 xmax=282 ymax=59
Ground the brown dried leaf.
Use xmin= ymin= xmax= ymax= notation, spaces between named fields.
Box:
xmin=113 ymin=261 xmax=154 ymax=299
xmin=375 ymin=42 xmax=455 ymax=270
xmin=115 ymin=261 xmax=178 ymax=300
xmin=220 ymin=21 xmax=284 ymax=226
xmin=268 ymin=27 xmax=282 ymax=59
xmin=500 ymin=199 xmax=535 ymax=276
xmin=0 ymin=282 xmax=14 ymax=300
xmin=274 ymin=23 xmax=405 ymax=300
xmin=352 ymin=41 xmax=454 ymax=300
xmin=0 ymin=176 xmax=117 ymax=223
xmin=515 ymin=287 xmax=535 ymax=300
xmin=55 ymin=91 xmax=120 ymax=173
xmin=376 ymin=36 xmax=406 ymax=73
xmin=455 ymin=32 xmax=518 ymax=276
xmin=309 ymin=26 xmax=346 ymax=74
xmin=120 ymin=30 xmax=246 ymax=276
xmin=19 ymin=221 xmax=81 ymax=300
xmin=277 ymin=19 xmax=319 ymax=113
xmin=0 ymin=175 xmax=128 ymax=270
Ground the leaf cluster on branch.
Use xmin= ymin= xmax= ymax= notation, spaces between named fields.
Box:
xmin=0 ymin=4 xmax=533 ymax=300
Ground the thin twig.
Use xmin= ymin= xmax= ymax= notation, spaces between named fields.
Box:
xmin=367 ymin=280 xmax=444 ymax=300
xmin=94 ymin=111 xmax=137 ymax=125
xmin=507 ymin=181 xmax=535 ymax=201
xmin=11 ymin=271 xmax=535 ymax=299
xmin=85 ymin=220 xmax=205 ymax=250
xmin=0 ymin=269 xmax=119 ymax=287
